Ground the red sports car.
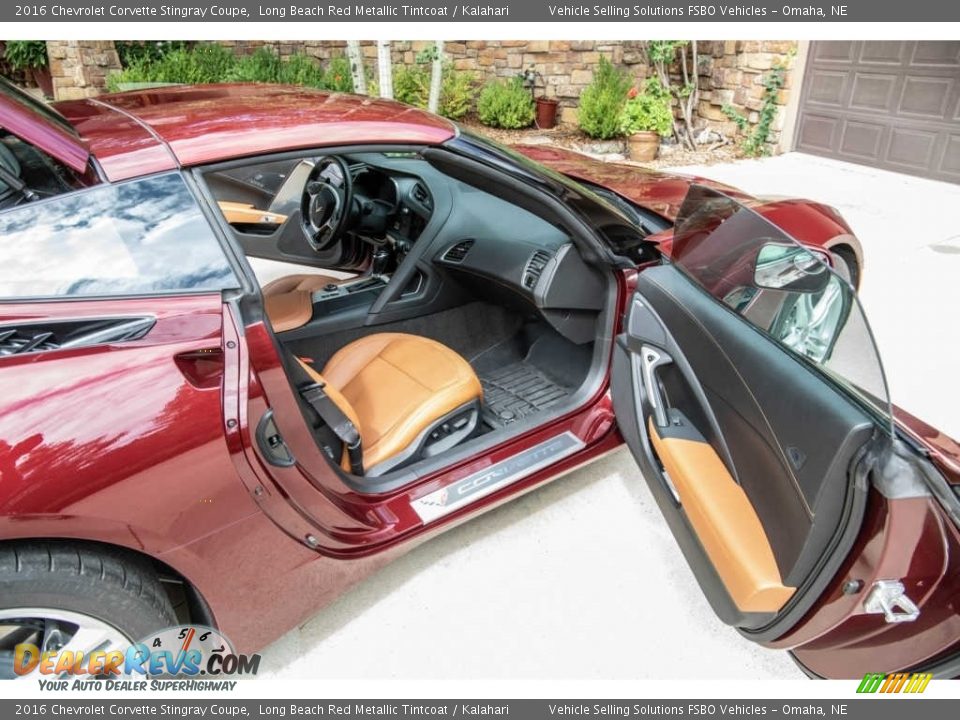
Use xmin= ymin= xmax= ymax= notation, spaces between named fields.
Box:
xmin=1 ymin=79 xmax=958 ymax=680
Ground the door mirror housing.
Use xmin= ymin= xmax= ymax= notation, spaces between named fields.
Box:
xmin=753 ymin=242 xmax=832 ymax=294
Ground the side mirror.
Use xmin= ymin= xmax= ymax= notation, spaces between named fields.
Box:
xmin=753 ymin=242 xmax=831 ymax=293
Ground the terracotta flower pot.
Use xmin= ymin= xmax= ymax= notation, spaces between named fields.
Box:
xmin=628 ymin=131 xmax=660 ymax=161
xmin=535 ymin=97 xmax=559 ymax=129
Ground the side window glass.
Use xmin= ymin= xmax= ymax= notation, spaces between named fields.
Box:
xmin=0 ymin=173 xmax=238 ymax=299
xmin=672 ymin=185 xmax=891 ymax=430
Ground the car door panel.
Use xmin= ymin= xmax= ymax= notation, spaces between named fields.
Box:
xmin=614 ymin=263 xmax=875 ymax=628
xmin=0 ymin=295 xmax=257 ymax=552
xmin=649 ymin=414 xmax=797 ymax=613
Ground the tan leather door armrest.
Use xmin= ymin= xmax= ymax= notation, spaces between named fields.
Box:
xmin=217 ymin=201 xmax=287 ymax=226
xmin=649 ymin=419 xmax=796 ymax=613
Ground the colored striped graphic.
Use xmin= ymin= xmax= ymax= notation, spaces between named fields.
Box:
xmin=857 ymin=672 xmax=932 ymax=694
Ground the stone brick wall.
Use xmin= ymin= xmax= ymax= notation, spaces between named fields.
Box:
xmin=254 ymin=39 xmax=798 ymax=145
xmin=695 ymin=40 xmax=797 ymax=147
xmin=38 ymin=39 xmax=798 ymax=149
xmin=46 ymin=41 xmax=121 ymax=100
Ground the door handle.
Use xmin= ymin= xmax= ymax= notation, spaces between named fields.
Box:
xmin=640 ymin=344 xmax=673 ymax=428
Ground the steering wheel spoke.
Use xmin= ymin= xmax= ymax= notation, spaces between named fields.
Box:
xmin=301 ymin=156 xmax=353 ymax=252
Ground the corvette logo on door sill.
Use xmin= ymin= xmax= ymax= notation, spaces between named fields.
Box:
xmin=411 ymin=432 xmax=584 ymax=523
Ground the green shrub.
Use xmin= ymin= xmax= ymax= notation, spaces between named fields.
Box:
xmin=477 ymin=77 xmax=534 ymax=129
xmin=227 ymin=47 xmax=282 ymax=83
xmin=107 ymin=44 xmax=353 ymax=93
xmin=277 ymin=54 xmax=327 ymax=88
xmin=392 ymin=64 xmax=430 ymax=107
xmin=324 ymin=56 xmax=354 ymax=92
xmin=578 ymin=56 xmax=632 ymax=139
xmin=106 ymin=59 xmax=149 ymax=91
xmin=4 ymin=41 xmax=48 ymax=70
xmin=388 ymin=63 xmax=476 ymax=120
xmin=115 ymin=41 xmax=188 ymax=68
xmin=722 ymin=65 xmax=786 ymax=157
xmin=439 ymin=69 xmax=476 ymax=120
xmin=619 ymin=78 xmax=673 ymax=136
xmin=108 ymin=43 xmax=235 ymax=86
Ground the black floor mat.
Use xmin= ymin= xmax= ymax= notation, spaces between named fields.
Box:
xmin=479 ymin=362 xmax=573 ymax=428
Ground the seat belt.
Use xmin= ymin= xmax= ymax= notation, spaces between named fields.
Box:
xmin=300 ymin=383 xmax=364 ymax=476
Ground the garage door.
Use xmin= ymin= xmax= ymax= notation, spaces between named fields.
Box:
xmin=795 ymin=41 xmax=960 ymax=183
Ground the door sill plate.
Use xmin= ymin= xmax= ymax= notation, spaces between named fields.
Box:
xmin=411 ymin=431 xmax=585 ymax=523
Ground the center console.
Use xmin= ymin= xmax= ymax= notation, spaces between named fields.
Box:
xmin=310 ymin=275 xmax=388 ymax=313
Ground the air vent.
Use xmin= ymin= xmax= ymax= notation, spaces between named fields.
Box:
xmin=443 ymin=239 xmax=474 ymax=263
xmin=0 ymin=328 xmax=58 ymax=356
xmin=523 ymin=250 xmax=552 ymax=289
xmin=412 ymin=182 xmax=432 ymax=210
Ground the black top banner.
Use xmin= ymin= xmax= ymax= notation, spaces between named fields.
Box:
xmin=5 ymin=0 xmax=960 ymax=23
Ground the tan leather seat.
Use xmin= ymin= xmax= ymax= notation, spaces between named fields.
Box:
xmin=262 ymin=274 xmax=345 ymax=333
xmin=296 ymin=333 xmax=483 ymax=474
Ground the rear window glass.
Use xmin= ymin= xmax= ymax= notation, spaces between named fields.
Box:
xmin=0 ymin=173 xmax=239 ymax=299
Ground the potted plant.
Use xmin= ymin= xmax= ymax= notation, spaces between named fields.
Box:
xmin=4 ymin=41 xmax=53 ymax=98
xmin=520 ymin=66 xmax=558 ymax=129
xmin=619 ymin=78 xmax=673 ymax=161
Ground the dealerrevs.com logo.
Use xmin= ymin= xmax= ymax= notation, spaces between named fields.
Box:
xmin=13 ymin=625 xmax=260 ymax=691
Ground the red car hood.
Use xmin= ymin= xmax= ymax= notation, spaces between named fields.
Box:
xmin=512 ymin=144 xmax=752 ymax=221
xmin=514 ymin=144 xmax=859 ymax=253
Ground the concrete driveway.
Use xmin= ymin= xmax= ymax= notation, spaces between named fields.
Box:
xmin=259 ymin=152 xmax=960 ymax=680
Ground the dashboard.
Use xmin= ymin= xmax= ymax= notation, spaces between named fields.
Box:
xmin=345 ymin=152 xmax=609 ymax=345
xmin=351 ymin=166 xmax=433 ymax=256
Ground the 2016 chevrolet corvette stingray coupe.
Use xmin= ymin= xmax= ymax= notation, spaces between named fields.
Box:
xmin=1 ymin=78 xmax=959 ymax=680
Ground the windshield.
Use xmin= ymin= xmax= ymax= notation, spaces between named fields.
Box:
xmin=672 ymin=185 xmax=892 ymax=433
xmin=447 ymin=129 xmax=647 ymax=262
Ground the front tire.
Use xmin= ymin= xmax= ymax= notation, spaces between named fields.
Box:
xmin=831 ymin=246 xmax=859 ymax=290
xmin=0 ymin=542 xmax=177 ymax=679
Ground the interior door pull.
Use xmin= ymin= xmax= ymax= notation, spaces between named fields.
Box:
xmin=640 ymin=344 xmax=673 ymax=428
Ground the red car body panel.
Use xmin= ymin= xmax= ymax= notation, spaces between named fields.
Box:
xmin=514 ymin=144 xmax=865 ymax=275
xmin=773 ymin=491 xmax=960 ymax=676
xmin=0 ymin=88 xmax=90 ymax=173
xmin=0 ymin=295 xmax=258 ymax=554
xmin=52 ymin=96 xmax=179 ymax=182
xmin=53 ymin=85 xmax=456 ymax=181
xmin=1 ymin=85 xmax=958 ymax=674
xmin=514 ymin=143 xmax=752 ymax=220
xmin=894 ymin=405 xmax=960 ymax=485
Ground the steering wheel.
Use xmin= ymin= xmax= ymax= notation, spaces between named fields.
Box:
xmin=300 ymin=156 xmax=354 ymax=252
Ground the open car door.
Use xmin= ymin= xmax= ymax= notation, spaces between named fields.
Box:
xmin=612 ymin=186 xmax=960 ymax=678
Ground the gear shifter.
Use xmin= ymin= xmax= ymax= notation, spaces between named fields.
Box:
xmin=371 ymin=247 xmax=391 ymax=278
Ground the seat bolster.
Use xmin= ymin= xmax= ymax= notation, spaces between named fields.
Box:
xmin=296 ymin=359 xmax=363 ymax=472
xmin=321 ymin=333 xmax=484 ymax=473
xmin=297 ymin=360 xmax=363 ymax=431
xmin=362 ymin=375 xmax=483 ymax=470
